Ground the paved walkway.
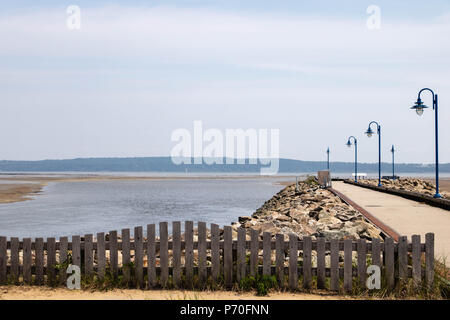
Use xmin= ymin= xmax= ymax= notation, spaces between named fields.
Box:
xmin=333 ymin=181 xmax=450 ymax=261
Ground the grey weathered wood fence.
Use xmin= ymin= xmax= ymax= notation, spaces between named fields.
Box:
xmin=0 ymin=221 xmax=435 ymax=292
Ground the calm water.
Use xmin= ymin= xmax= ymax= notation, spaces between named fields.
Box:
xmin=0 ymin=178 xmax=287 ymax=239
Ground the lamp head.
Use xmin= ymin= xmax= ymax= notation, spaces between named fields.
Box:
xmin=365 ymin=127 xmax=374 ymax=138
xmin=346 ymin=140 xmax=352 ymax=148
xmin=411 ymin=98 xmax=429 ymax=116
xmin=391 ymin=145 xmax=395 ymax=153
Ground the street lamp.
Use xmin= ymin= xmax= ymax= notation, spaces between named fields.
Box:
xmin=365 ymin=121 xmax=382 ymax=187
xmin=410 ymin=88 xmax=442 ymax=198
xmin=326 ymin=147 xmax=330 ymax=170
xmin=346 ymin=136 xmax=358 ymax=182
xmin=391 ymin=145 xmax=395 ymax=180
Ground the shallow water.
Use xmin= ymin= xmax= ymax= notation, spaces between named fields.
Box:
xmin=0 ymin=178 xmax=286 ymax=239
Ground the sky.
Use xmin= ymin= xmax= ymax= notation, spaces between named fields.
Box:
xmin=0 ymin=0 xmax=449 ymax=164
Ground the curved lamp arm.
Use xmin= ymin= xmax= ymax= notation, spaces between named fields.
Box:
xmin=418 ymin=88 xmax=436 ymax=110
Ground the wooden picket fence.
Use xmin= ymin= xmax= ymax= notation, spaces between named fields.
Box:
xmin=0 ymin=221 xmax=435 ymax=292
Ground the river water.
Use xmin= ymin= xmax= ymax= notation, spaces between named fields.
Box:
xmin=0 ymin=177 xmax=288 ymax=239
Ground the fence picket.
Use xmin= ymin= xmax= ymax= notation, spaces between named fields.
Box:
xmin=357 ymin=238 xmax=366 ymax=288
xmin=425 ymin=233 xmax=434 ymax=290
xmin=134 ymin=226 xmax=144 ymax=288
xmin=411 ymin=234 xmax=421 ymax=285
xmin=330 ymin=238 xmax=339 ymax=291
xmin=121 ymin=229 xmax=131 ymax=285
xmin=185 ymin=221 xmax=194 ymax=287
xmin=84 ymin=234 xmax=93 ymax=277
xmin=109 ymin=231 xmax=118 ymax=279
xmin=385 ymin=238 xmax=395 ymax=290
xmin=263 ymin=232 xmax=271 ymax=276
xmin=316 ymin=237 xmax=325 ymax=289
xmin=96 ymin=232 xmax=105 ymax=280
xmin=211 ymin=223 xmax=220 ymax=285
xmin=172 ymin=221 xmax=182 ymax=288
xmin=35 ymin=238 xmax=44 ymax=285
xmin=72 ymin=235 xmax=81 ymax=269
xmin=275 ymin=234 xmax=284 ymax=288
xmin=250 ymin=229 xmax=259 ymax=277
xmin=23 ymin=238 xmax=32 ymax=284
xmin=59 ymin=237 xmax=68 ymax=285
xmin=160 ymin=222 xmax=169 ymax=288
xmin=344 ymin=239 xmax=352 ymax=293
xmin=371 ymin=238 xmax=381 ymax=267
xmin=147 ymin=224 xmax=157 ymax=288
xmin=198 ymin=222 xmax=207 ymax=286
xmin=289 ymin=234 xmax=298 ymax=290
xmin=0 ymin=236 xmax=6 ymax=284
xmin=11 ymin=237 xmax=19 ymax=284
xmin=47 ymin=238 xmax=56 ymax=285
xmin=237 ymin=228 xmax=246 ymax=282
xmin=224 ymin=226 xmax=233 ymax=289
xmin=398 ymin=236 xmax=408 ymax=281
xmin=303 ymin=236 xmax=312 ymax=289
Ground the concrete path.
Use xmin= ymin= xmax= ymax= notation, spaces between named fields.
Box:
xmin=333 ymin=181 xmax=450 ymax=261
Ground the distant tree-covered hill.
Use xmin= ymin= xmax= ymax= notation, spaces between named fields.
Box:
xmin=0 ymin=157 xmax=448 ymax=173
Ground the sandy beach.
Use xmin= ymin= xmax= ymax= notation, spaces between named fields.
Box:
xmin=0 ymin=286 xmax=361 ymax=300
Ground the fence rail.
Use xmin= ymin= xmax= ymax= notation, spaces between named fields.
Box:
xmin=0 ymin=221 xmax=435 ymax=292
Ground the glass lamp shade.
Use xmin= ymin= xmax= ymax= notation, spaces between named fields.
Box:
xmin=365 ymin=128 xmax=374 ymax=137
xmin=411 ymin=99 xmax=428 ymax=116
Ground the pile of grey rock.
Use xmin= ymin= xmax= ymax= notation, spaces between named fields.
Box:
xmin=233 ymin=180 xmax=382 ymax=241
xmin=362 ymin=178 xmax=448 ymax=199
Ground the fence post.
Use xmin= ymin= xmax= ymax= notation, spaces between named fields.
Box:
xmin=398 ymin=236 xmax=408 ymax=281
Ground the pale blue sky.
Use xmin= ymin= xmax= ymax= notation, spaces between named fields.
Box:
xmin=0 ymin=1 xmax=449 ymax=163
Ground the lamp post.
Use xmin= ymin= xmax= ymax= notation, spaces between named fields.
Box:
xmin=346 ymin=136 xmax=358 ymax=182
xmin=410 ymin=88 xmax=442 ymax=198
xmin=326 ymin=147 xmax=330 ymax=170
xmin=391 ymin=145 xmax=395 ymax=180
xmin=365 ymin=121 xmax=382 ymax=187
